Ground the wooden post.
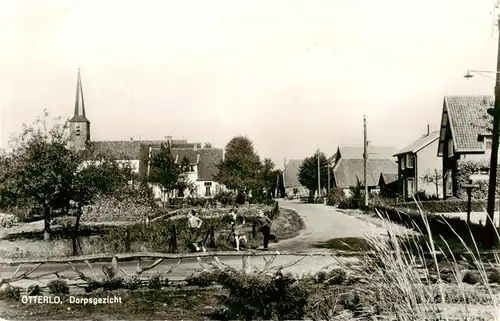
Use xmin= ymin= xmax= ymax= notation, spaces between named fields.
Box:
xmin=462 ymin=180 xmax=478 ymax=226
xmin=168 ymin=225 xmax=177 ymax=253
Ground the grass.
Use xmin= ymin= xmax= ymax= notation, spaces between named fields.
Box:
xmin=3 ymin=201 xmax=500 ymax=320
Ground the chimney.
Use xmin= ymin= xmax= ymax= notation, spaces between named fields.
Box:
xmin=427 ymin=124 xmax=430 ymax=136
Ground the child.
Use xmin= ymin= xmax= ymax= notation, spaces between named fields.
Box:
xmin=258 ymin=210 xmax=272 ymax=251
xmin=187 ymin=210 xmax=206 ymax=252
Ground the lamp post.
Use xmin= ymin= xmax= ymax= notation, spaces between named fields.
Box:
xmin=464 ymin=18 xmax=500 ymax=248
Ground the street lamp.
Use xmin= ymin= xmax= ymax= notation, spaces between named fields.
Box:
xmin=464 ymin=18 xmax=500 ymax=247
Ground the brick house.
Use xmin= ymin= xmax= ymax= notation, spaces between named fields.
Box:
xmin=437 ymin=95 xmax=494 ymax=198
xmin=69 ymin=70 xmax=224 ymax=199
xmin=393 ymin=125 xmax=441 ymax=199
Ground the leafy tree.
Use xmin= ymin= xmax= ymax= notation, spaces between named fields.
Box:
xmin=5 ymin=116 xmax=79 ymax=240
xmin=180 ymin=155 xmax=191 ymax=172
xmin=69 ymin=152 xmax=130 ymax=254
xmin=215 ymin=136 xmax=262 ymax=199
xmin=148 ymin=142 xmax=182 ymax=205
xmin=261 ymin=158 xmax=277 ymax=198
xmin=298 ymin=151 xmax=329 ymax=196
xmin=203 ymin=142 xmax=212 ymax=148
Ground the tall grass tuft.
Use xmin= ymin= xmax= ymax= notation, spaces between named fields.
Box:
xmin=341 ymin=198 xmax=500 ymax=320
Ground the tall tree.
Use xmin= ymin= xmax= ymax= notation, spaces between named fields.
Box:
xmin=261 ymin=158 xmax=276 ymax=198
xmin=421 ymin=169 xmax=443 ymax=199
xmin=298 ymin=152 xmax=329 ymax=196
xmin=215 ymin=136 xmax=262 ymax=196
xmin=69 ymin=152 xmax=130 ymax=254
xmin=148 ymin=142 xmax=182 ymax=204
xmin=6 ymin=117 xmax=79 ymax=240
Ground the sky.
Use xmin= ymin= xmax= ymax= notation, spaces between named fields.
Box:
xmin=1 ymin=0 xmax=499 ymax=169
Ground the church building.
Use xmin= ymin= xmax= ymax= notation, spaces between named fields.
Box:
xmin=68 ymin=70 xmax=224 ymax=199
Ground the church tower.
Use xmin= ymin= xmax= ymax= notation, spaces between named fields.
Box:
xmin=69 ymin=69 xmax=90 ymax=151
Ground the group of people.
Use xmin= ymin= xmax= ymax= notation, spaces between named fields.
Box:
xmin=186 ymin=207 xmax=273 ymax=252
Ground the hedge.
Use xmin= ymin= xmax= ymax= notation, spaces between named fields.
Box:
xmin=374 ymin=204 xmax=486 ymax=246
xmin=395 ymin=199 xmax=500 ymax=213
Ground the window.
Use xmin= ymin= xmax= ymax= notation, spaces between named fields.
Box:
xmin=445 ymin=170 xmax=453 ymax=197
xmin=407 ymin=178 xmax=415 ymax=197
xmin=485 ymin=137 xmax=493 ymax=150
xmin=204 ymin=182 xmax=212 ymax=197
xmin=400 ymin=156 xmax=405 ymax=170
xmin=448 ymin=140 xmax=454 ymax=157
xmin=76 ymin=125 xmax=81 ymax=137
xmin=407 ymin=154 xmax=415 ymax=168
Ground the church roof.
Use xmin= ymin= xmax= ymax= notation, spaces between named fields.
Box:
xmin=70 ymin=69 xmax=89 ymax=123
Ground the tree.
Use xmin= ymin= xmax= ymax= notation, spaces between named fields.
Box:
xmin=298 ymin=151 xmax=329 ymax=196
xmin=261 ymin=158 xmax=277 ymax=198
xmin=148 ymin=142 xmax=182 ymax=204
xmin=421 ymin=169 xmax=443 ymax=199
xmin=69 ymin=153 xmax=130 ymax=254
xmin=215 ymin=136 xmax=262 ymax=198
xmin=5 ymin=116 xmax=79 ymax=240
xmin=203 ymin=142 xmax=213 ymax=148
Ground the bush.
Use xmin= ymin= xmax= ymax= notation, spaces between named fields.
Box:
xmin=326 ymin=188 xmax=346 ymax=206
xmin=373 ymin=204 xmax=485 ymax=247
xmin=101 ymin=277 xmax=124 ymax=291
xmin=214 ymin=270 xmax=310 ymax=320
xmin=123 ymin=275 xmax=141 ymax=290
xmin=214 ymin=191 xmax=236 ymax=205
xmin=0 ymin=213 xmax=18 ymax=228
xmin=148 ymin=273 xmax=168 ymax=290
xmin=395 ymin=199 xmax=498 ymax=213
xmin=0 ymin=284 xmax=21 ymax=300
xmin=48 ymin=279 xmax=69 ymax=295
xmin=186 ymin=271 xmax=219 ymax=287
xmin=27 ymin=284 xmax=41 ymax=296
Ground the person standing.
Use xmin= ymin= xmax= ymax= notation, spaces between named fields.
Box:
xmin=258 ymin=210 xmax=272 ymax=251
xmin=187 ymin=210 xmax=205 ymax=252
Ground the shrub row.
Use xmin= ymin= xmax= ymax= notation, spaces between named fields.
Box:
xmin=373 ymin=204 xmax=486 ymax=246
xmin=394 ymin=199 xmax=500 ymax=213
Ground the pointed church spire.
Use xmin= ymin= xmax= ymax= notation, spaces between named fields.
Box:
xmin=70 ymin=68 xmax=89 ymax=122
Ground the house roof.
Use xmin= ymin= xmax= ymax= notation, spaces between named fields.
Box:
xmin=439 ymin=95 xmax=493 ymax=154
xmin=333 ymin=158 xmax=397 ymax=189
xmin=394 ymin=130 xmax=440 ymax=156
xmin=88 ymin=140 xmax=202 ymax=160
xmin=328 ymin=146 xmax=397 ymax=163
xmin=378 ymin=173 xmax=398 ymax=186
xmin=284 ymin=159 xmax=304 ymax=188
xmin=148 ymin=147 xmax=223 ymax=181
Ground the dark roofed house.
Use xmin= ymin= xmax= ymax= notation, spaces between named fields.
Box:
xmin=437 ymin=96 xmax=495 ymax=198
xmin=378 ymin=173 xmax=398 ymax=198
xmin=283 ymin=159 xmax=309 ymax=198
xmin=328 ymin=146 xmax=397 ymax=166
xmin=394 ymin=125 xmax=441 ymax=199
xmin=333 ymin=158 xmax=397 ymax=196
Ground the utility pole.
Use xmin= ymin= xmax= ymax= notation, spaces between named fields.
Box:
xmin=317 ymin=148 xmax=321 ymax=198
xmin=327 ymin=163 xmax=331 ymax=195
xmin=363 ymin=115 xmax=369 ymax=207
xmin=283 ymin=158 xmax=286 ymax=198
xmin=485 ymin=17 xmax=500 ymax=249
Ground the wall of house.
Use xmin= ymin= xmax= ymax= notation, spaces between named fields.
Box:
xmin=442 ymin=121 xmax=458 ymax=198
xmin=416 ymin=139 xmax=442 ymax=198
xmin=397 ymin=153 xmax=416 ymax=199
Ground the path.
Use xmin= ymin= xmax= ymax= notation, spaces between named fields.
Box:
xmin=1 ymin=201 xmax=397 ymax=289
